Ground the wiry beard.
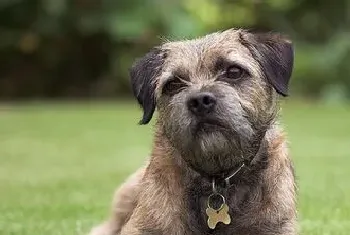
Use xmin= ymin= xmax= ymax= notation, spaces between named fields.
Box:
xmin=166 ymin=126 xmax=255 ymax=176
xmin=189 ymin=131 xmax=242 ymax=176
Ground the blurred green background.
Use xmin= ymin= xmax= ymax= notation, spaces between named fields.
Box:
xmin=1 ymin=0 xmax=350 ymax=101
xmin=0 ymin=1 xmax=350 ymax=235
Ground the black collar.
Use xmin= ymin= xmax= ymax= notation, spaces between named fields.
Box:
xmin=214 ymin=162 xmax=246 ymax=189
xmin=215 ymin=136 xmax=268 ymax=188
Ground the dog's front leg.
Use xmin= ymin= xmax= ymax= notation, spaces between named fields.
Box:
xmin=119 ymin=223 xmax=140 ymax=235
xmin=88 ymin=167 xmax=145 ymax=235
xmin=119 ymin=219 xmax=162 ymax=235
xmin=118 ymin=215 xmax=146 ymax=235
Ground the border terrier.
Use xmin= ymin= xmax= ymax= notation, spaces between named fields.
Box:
xmin=89 ymin=28 xmax=297 ymax=235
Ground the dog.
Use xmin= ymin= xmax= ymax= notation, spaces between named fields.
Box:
xmin=89 ymin=28 xmax=297 ymax=235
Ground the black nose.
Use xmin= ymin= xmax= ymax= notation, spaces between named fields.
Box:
xmin=187 ymin=92 xmax=217 ymax=116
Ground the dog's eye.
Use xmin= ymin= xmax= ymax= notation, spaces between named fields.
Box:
xmin=225 ymin=65 xmax=245 ymax=80
xmin=162 ymin=78 xmax=186 ymax=96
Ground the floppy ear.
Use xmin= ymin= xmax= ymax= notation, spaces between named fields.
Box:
xmin=129 ymin=48 xmax=166 ymax=124
xmin=239 ymin=31 xmax=294 ymax=96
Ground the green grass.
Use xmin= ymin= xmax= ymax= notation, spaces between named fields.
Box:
xmin=0 ymin=100 xmax=349 ymax=235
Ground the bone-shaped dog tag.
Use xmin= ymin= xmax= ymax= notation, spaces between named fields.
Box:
xmin=206 ymin=202 xmax=231 ymax=229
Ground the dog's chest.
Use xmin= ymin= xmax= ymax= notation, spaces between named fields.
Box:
xmin=184 ymin=202 xmax=246 ymax=235
xmin=183 ymin=183 xmax=248 ymax=235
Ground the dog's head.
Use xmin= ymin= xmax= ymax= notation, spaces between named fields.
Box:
xmin=130 ymin=29 xmax=294 ymax=175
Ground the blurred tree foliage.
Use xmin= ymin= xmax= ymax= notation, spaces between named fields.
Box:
xmin=0 ymin=0 xmax=349 ymax=99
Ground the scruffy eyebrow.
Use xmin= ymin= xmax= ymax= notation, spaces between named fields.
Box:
xmin=214 ymin=56 xmax=251 ymax=74
xmin=158 ymin=68 xmax=191 ymax=89
xmin=214 ymin=57 xmax=229 ymax=71
xmin=172 ymin=67 xmax=190 ymax=81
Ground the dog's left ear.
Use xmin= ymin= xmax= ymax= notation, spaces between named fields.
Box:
xmin=129 ymin=47 xmax=166 ymax=124
xmin=239 ymin=31 xmax=294 ymax=96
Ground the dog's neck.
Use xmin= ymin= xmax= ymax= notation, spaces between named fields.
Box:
xmin=149 ymin=124 xmax=272 ymax=191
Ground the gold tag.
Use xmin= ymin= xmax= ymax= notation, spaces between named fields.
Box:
xmin=206 ymin=202 xmax=231 ymax=229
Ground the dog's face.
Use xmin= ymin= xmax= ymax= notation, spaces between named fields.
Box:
xmin=130 ymin=29 xmax=293 ymax=175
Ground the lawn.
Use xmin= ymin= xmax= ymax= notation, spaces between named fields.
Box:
xmin=0 ymin=100 xmax=349 ymax=235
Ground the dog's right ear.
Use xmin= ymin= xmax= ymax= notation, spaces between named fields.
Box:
xmin=129 ymin=48 xmax=167 ymax=125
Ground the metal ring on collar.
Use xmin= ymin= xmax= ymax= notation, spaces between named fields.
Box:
xmin=207 ymin=193 xmax=225 ymax=211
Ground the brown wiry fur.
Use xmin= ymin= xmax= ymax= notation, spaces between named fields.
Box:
xmin=88 ymin=28 xmax=297 ymax=235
